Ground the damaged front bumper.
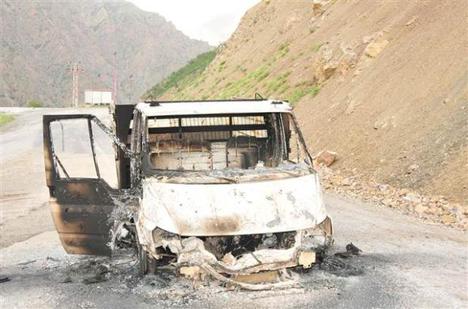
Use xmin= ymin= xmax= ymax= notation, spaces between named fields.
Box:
xmin=136 ymin=216 xmax=333 ymax=289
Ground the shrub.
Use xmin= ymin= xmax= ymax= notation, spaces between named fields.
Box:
xmin=27 ymin=100 xmax=43 ymax=108
xmin=289 ymin=85 xmax=321 ymax=104
xmin=0 ymin=113 xmax=15 ymax=126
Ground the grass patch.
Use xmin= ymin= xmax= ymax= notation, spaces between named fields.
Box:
xmin=218 ymin=60 xmax=226 ymax=72
xmin=144 ymin=50 xmax=217 ymax=99
xmin=27 ymin=100 xmax=43 ymax=108
xmin=0 ymin=113 xmax=15 ymax=126
xmin=309 ymin=85 xmax=321 ymax=97
xmin=266 ymin=72 xmax=291 ymax=94
xmin=219 ymin=65 xmax=271 ymax=99
xmin=289 ymin=85 xmax=321 ymax=104
xmin=278 ymin=43 xmax=290 ymax=57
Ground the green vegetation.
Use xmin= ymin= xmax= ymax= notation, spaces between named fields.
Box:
xmin=236 ymin=65 xmax=247 ymax=73
xmin=142 ymin=39 xmax=319 ymax=102
xmin=0 ymin=113 xmax=15 ymax=127
xmin=27 ymin=99 xmax=43 ymax=108
xmin=277 ymin=43 xmax=290 ymax=58
xmin=266 ymin=72 xmax=291 ymax=94
xmin=218 ymin=60 xmax=226 ymax=72
xmin=144 ymin=50 xmax=217 ymax=99
xmin=309 ymin=85 xmax=321 ymax=97
xmin=219 ymin=65 xmax=271 ymax=99
xmin=289 ymin=85 xmax=321 ymax=104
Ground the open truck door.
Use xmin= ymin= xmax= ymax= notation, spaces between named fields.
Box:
xmin=43 ymin=114 xmax=129 ymax=256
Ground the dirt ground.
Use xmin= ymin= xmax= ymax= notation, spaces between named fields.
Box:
xmin=159 ymin=0 xmax=468 ymax=204
xmin=0 ymin=108 xmax=467 ymax=308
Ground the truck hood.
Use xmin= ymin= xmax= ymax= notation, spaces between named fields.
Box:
xmin=139 ymin=174 xmax=327 ymax=236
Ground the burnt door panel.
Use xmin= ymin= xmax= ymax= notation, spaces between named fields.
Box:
xmin=43 ymin=115 xmax=122 ymax=256
xmin=51 ymin=179 xmax=116 ymax=255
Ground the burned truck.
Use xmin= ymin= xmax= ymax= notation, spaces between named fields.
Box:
xmin=43 ymin=99 xmax=332 ymax=288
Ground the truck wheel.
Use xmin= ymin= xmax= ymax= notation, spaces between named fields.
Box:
xmin=137 ymin=244 xmax=156 ymax=275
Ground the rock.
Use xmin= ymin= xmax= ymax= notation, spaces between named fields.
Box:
xmin=346 ymin=243 xmax=362 ymax=255
xmin=365 ymin=38 xmax=389 ymax=58
xmin=403 ymin=192 xmax=421 ymax=203
xmin=373 ymin=119 xmax=388 ymax=129
xmin=345 ymin=99 xmax=359 ymax=114
xmin=341 ymin=177 xmax=353 ymax=186
xmin=315 ymin=150 xmax=337 ymax=167
xmin=414 ymin=204 xmax=428 ymax=214
xmin=381 ymin=198 xmax=393 ymax=206
xmin=179 ymin=266 xmax=205 ymax=280
xmin=408 ymin=164 xmax=419 ymax=171
xmin=441 ymin=214 xmax=456 ymax=225
xmin=323 ymin=63 xmax=338 ymax=80
xmin=399 ymin=188 xmax=410 ymax=196
xmin=312 ymin=0 xmax=328 ymax=15
xmin=405 ymin=16 xmax=418 ymax=26
xmin=377 ymin=184 xmax=390 ymax=192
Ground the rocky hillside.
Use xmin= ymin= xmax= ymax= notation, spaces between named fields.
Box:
xmin=146 ymin=0 xmax=467 ymax=205
xmin=0 ymin=0 xmax=211 ymax=106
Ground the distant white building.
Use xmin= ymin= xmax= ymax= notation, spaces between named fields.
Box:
xmin=84 ymin=90 xmax=113 ymax=105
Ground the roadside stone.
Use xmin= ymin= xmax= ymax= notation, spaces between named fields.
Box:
xmin=377 ymin=184 xmax=390 ymax=192
xmin=318 ymin=166 xmax=464 ymax=229
xmin=407 ymin=164 xmax=419 ymax=173
xmin=315 ymin=150 xmax=337 ymax=167
xmin=441 ymin=214 xmax=456 ymax=225
xmin=403 ymin=192 xmax=420 ymax=203
xmin=414 ymin=204 xmax=428 ymax=215
xmin=381 ymin=198 xmax=393 ymax=206
xmin=341 ymin=177 xmax=353 ymax=186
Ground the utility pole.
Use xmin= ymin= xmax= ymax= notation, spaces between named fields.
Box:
xmin=70 ymin=62 xmax=83 ymax=107
xmin=112 ymin=52 xmax=117 ymax=105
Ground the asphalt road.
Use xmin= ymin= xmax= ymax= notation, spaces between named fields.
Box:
xmin=0 ymin=108 xmax=467 ymax=308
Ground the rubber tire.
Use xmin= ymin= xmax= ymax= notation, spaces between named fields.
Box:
xmin=137 ymin=244 xmax=156 ymax=275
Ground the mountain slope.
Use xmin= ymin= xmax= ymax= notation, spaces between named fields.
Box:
xmin=0 ymin=0 xmax=211 ymax=106
xmin=146 ymin=0 xmax=467 ymax=204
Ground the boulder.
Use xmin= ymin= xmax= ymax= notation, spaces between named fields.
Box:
xmin=365 ymin=38 xmax=389 ymax=58
xmin=414 ymin=204 xmax=428 ymax=214
xmin=315 ymin=150 xmax=337 ymax=167
xmin=403 ymin=192 xmax=421 ymax=203
xmin=441 ymin=214 xmax=456 ymax=225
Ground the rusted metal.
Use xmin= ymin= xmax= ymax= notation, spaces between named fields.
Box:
xmin=87 ymin=118 xmax=101 ymax=178
xmin=43 ymin=114 xmax=130 ymax=256
xmin=50 ymin=179 xmax=117 ymax=256
xmin=234 ymin=271 xmax=279 ymax=284
xmin=43 ymin=99 xmax=333 ymax=288
xmin=139 ymin=174 xmax=327 ymax=236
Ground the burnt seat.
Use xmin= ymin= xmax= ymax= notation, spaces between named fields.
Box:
xmin=149 ymin=140 xmax=211 ymax=170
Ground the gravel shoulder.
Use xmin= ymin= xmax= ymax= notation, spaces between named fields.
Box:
xmin=0 ymin=193 xmax=466 ymax=308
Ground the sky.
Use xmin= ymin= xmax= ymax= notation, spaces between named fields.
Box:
xmin=128 ymin=0 xmax=260 ymax=46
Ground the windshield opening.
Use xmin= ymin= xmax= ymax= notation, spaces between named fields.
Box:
xmin=144 ymin=113 xmax=311 ymax=174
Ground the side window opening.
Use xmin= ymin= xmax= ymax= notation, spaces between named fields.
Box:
xmin=50 ymin=118 xmax=119 ymax=189
xmin=50 ymin=119 xmax=97 ymax=178
xmin=282 ymin=114 xmax=309 ymax=165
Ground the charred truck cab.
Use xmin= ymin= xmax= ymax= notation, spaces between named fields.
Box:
xmin=43 ymin=99 xmax=332 ymax=289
